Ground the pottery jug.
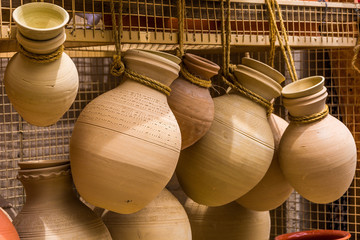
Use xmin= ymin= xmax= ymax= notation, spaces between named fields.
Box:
xmin=168 ymin=53 xmax=220 ymax=149
xmin=279 ymin=76 xmax=357 ymax=204
xmin=0 ymin=208 xmax=19 ymax=240
xmin=184 ymin=199 xmax=270 ymax=240
xmin=176 ymin=57 xmax=283 ymax=206
xmin=70 ymin=49 xmax=181 ymax=214
xmin=275 ymin=230 xmax=351 ymax=240
xmin=237 ymin=113 xmax=293 ymax=211
xmin=102 ymin=189 xmax=192 ymax=240
xmin=4 ymin=3 xmax=78 ymax=127
xmin=12 ymin=160 xmax=112 ymax=240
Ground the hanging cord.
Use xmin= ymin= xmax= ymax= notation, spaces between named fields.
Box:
xmin=220 ymin=0 xmax=273 ymax=116
xmin=110 ymin=0 xmax=125 ymax=76
xmin=265 ymin=0 xmax=298 ymax=82
xmin=288 ymin=105 xmax=329 ymax=123
xmin=19 ymin=45 xmax=64 ymax=63
xmin=268 ymin=0 xmax=276 ymax=68
xmin=352 ymin=4 xmax=360 ymax=74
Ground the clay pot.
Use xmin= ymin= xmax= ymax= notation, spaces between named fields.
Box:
xmin=279 ymin=77 xmax=357 ymax=204
xmin=275 ymin=230 xmax=351 ymax=240
xmin=0 ymin=208 xmax=20 ymax=240
xmin=168 ymin=53 xmax=220 ymax=149
xmin=70 ymin=49 xmax=181 ymax=214
xmin=237 ymin=114 xmax=293 ymax=211
xmin=176 ymin=58 xmax=282 ymax=206
xmin=102 ymin=189 xmax=192 ymax=240
xmin=13 ymin=160 xmax=112 ymax=240
xmin=184 ymin=199 xmax=270 ymax=240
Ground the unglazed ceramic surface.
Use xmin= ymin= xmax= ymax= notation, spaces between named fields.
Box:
xmin=102 ymin=189 xmax=192 ymax=240
xmin=275 ymin=230 xmax=351 ymax=240
xmin=0 ymin=208 xmax=20 ymax=240
xmin=4 ymin=52 xmax=79 ymax=126
xmin=241 ymin=57 xmax=285 ymax=84
xmin=70 ymin=49 xmax=181 ymax=214
xmin=237 ymin=114 xmax=293 ymax=211
xmin=13 ymin=161 xmax=112 ymax=240
xmin=184 ymin=199 xmax=270 ymax=240
xmin=282 ymin=76 xmax=324 ymax=99
xmin=168 ymin=53 xmax=219 ymax=150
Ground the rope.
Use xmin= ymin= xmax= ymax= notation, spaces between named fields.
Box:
xmin=268 ymin=0 xmax=276 ymax=68
xmin=265 ymin=0 xmax=298 ymax=82
xmin=124 ymin=68 xmax=171 ymax=96
xmin=176 ymin=0 xmax=185 ymax=58
xmin=288 ymin=105 xmax=329 ymax=124
xmin=179 ymin=63 xmax=212 ymax=88
xmin=19 ymin=45 xmax=64 ymax=63
xmin=352 ymin=13 xmax=360 ymax=74
xmin=110 ymin=0 xmax=125 ymax=76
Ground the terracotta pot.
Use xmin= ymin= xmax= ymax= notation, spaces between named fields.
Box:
xmin=168 ymin=53 xmax=220 ymax=149
xmin=184 ymin=199 xmax=270 ymax=240
xmin=13 ymin=160 xmax=112 ymax=240
xmin=176 ymin=58 xmax=282 ymax=206
xmin=102 ymin=189 xmax=191 ymax=240
xmin=12 ymin=2 xmax=69 ymax=40
xmin=0 ymin=208 xmax=19 ymax=240
xmin=279 ymin=78 xmax=357 ymax=204
xmin=70 ymin=49 xmax=181 ymax=214
xmin=237 ymin=114 xmax=293 ymax=211
xmin=275 ymin=230 xmax=351 ymax=240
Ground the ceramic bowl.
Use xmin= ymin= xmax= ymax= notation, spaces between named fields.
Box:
xmin=282 ymin=76 xmax=325 ymax=99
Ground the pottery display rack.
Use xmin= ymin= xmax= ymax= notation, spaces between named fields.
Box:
xmin=1 ymin=0 xmax=360 ymax=239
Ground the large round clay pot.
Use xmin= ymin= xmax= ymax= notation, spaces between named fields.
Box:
xmin=236 ymin=114 xmax=293 ymax=211
xmin=102 ymin=189 xmax=192 ymax=240
xmin=168 ymin=53 xmax=220 ymax=150
xmin=13 ymin=160 xmax=112 ymax=240
xmin=275 ymin=230 xmax=351 ymax=240
xmin=279 ymin=77 xmax=357 ymax=204
xmin=0 ymin=208 xmax=19 ymax=240
xmin=70 ymin=49 xmax=181 ymax=214
xmin=176 ymin=58 xmax=282 ymax=206
xmin=184 ymin=199 xmax=270 ymax=240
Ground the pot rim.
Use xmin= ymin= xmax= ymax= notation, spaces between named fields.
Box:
xmin=13 ymin=2 xmax=69 ymax=32
xmin=282 ymin=76 xmax=324 ymax=99
xmin=241 ymin=57 xmax=285 ymax=84
xmin=275 ymin=229 xmax=351 ymax=240
xmin=18 ymin=159 xmax=69 ymax=170
xmin=139 ymin=49 xmax=181 ymax=65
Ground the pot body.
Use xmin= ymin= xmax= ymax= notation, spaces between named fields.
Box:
xmin=13 ymin=162 xmax=111 ymax=240
xmin=70 ymin=49 xmax=181 ymax=214
xmin=0 ymin=208 xmax=19 ymax=240
xmin=275 ymin=230 xmax=351 ymax=240
xmin=237 ymin=114 xmax=293 ymax=211
xmin=176 ymin=92 xmax=274 ymax=206
xmin=184 ymin=199 xmax=270 ymax=240
xmin=102 ymin=189 xmax=192 ymax=240
xmin=4 ymin=52 xmax=78 ymax=127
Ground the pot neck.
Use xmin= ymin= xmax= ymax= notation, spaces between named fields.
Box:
xmin=183 ymin=53 xmax=220 ymax=80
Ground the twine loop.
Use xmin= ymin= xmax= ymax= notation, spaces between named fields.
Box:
xmin=124 ymin=68 xmax=171 ymax=96
xmin=179 ymin=63 xmax=212 ymax=88
xmin=110 ymin=55 xmax=125 ymax=77
xmin=288 ymin=105 xmax=329 ymax=124
xmin=19 ymin=45 xmax=64 ymax=63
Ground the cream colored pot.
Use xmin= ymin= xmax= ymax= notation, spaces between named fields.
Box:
xmin=237 ymin=113 xmax=293 ymax=211
xmin=176 ymin=58 xmax=282 ymax=206
xmin=279 ymin=77 xmax=357 ymax=204
xmin=13 ymin=160 xmax=112 ymax=240
xmin=102 ymin=189 xmax=192 ymax=240
xmin=70 ymin=49 xmax=181 ymax=214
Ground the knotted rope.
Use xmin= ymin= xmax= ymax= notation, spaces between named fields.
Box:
xmin=352 ymin=9 xmax=360 ymax=74
xmin=110 ymin=0 xmax=125 ymax=76
xmin=288 ymin=105 xmax=329 ymax=124
xmin=19 ymin=44 xmax=64 ymax=63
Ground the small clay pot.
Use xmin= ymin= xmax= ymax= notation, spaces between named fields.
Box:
xmin=275 ymin=230 xmax=351 ymax=240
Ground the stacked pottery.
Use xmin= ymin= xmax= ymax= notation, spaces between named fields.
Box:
xmin=279 ymin=76 xmax=357 ymax=203
xmin=70 ymin=49 xmax=181 ymax=214
xmin=13 ymin=160 xmax=111 ymax=239
xmin=4 ymin=2 xmax=79 ymax=126
xmin=102 ymin=189 xmax=192 ymax=240
xmin=184 ymin=198 xmax=270 ymax=240
xmin=176 ymin=57 xmax=282 ymax=206
xmin=0 ymin=208 xmax=19 ymax=240
xmin=168 ymin=53 xmax=220 ymax=149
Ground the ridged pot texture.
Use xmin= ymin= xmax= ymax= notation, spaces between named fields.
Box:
xmin=70 ymin=49 xmax=181 ymax=214
xmin=102 ymin=189 xmax=192 ymax=240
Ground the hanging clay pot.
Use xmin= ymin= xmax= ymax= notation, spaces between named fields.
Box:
xmin=0 ymin=208 xmax=19 ymax=240
xmin=176 ymin=57 xmax=283 ymax=206
xmin=12 ymin=160 xmax=112 ymax=240
xmin=4 ymin=3 xmax=78 ymax=127
xmin=236 ymin=113 xmax=293 ymax=211
xmin=70 ymin=49 xmax=181 ymax=214
xmin=275 ymin=230 xmax=351 ymax=240
xmin=184 ymin=198 xmax=270 ymax=240
xmin=279 ymin=76 xmax=357 ymax=204
xmin=102 ymin=189 xmax=192 ymax=240
xmin=168 ymin=53 xmax=220 ymax=149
